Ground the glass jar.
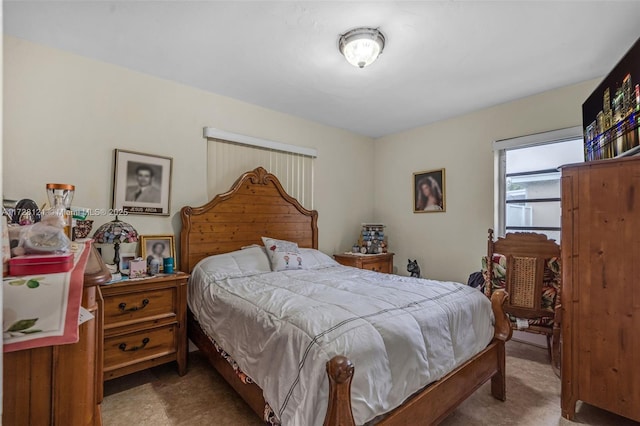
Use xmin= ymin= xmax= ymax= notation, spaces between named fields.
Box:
xmin=45 ymin=183 xmax=75 ymax=238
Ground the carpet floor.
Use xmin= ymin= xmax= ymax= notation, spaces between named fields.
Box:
xmin=103 ymin=341 xmax=639 ymax=425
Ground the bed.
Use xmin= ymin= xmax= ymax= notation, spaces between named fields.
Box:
xmin=181 ymin=167 xmax=512 ymax=425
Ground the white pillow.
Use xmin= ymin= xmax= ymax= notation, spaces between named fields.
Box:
xmin=298 ymin=248 xmax=340 ymax=269
xmin=193 ymin=246 xmax=271 ymax=281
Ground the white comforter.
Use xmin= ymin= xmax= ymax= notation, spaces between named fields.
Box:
xmin=189 ymin=255 xmax=494 ymax=425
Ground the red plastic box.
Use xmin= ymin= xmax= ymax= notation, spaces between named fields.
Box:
xmin=9 ymin=252 xmax=74 ymax=276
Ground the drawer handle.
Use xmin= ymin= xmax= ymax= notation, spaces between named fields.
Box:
xmin=118 ymin=299 xmax=149 ymax=312
xmin=119 ymin=337 xmax=150 ymax=352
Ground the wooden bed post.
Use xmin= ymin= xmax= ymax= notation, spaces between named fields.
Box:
xmin=486 ymin=228 xmax=495 ymax=297
xmin=324 ymin=356 xmax=356 ymax=426
xmin=490 ymin=289 xmax=511 ymax=401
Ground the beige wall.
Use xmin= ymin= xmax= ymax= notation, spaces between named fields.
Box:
xmin=374 ymin=79 xmax=599 ymax=283
xmin=4 ymin=36 xmax=602 ymax=284
xmin=3 ymin=36 xmax=374 ymax=261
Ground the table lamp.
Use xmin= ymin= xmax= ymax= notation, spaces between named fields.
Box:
xmin=92 ymin=216 xmax=138 ymax=274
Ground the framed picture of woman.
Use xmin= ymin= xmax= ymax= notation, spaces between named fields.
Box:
xmin=413 ymin=169 xmax=446 ymax=213
xmin=139 ymin=235 xmax=175 ymax=272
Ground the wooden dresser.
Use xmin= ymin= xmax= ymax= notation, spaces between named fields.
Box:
xmin=561 ymin=157 xmax=640 ymax=422
xmin=3 ymin=246 xmax=111 ymax=426
xmin=101 ymin=272 xmax=189 ymax=380
xmin=333 ymin=253 xmax=394 ymax=274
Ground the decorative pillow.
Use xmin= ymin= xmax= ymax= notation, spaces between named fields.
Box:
xmin=261 ymin=237 xmax=299 ymax=253
xmin=261 ymin=237 xmax=300 ymax=271
xmin=270 ymin=251 xmax=304 ymax=271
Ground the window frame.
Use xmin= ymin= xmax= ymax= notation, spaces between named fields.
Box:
xmin=494 ymin=126 xmax=583 ymax=237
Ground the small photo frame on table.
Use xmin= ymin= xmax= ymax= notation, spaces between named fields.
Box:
xmin=413 ymin=168 xmax=446 ymax=213
xmin=139 ymin=235 xmax=175 ymax=273
xmin=119 ymin=253 xmax=136 ymax=275
xmin=112 ymin=149 xmax=173 ymax=216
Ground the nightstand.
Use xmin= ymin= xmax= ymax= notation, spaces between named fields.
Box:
xmin=333 ymin=253 xmax=394 ymax=274
xmin=101 ymin=272 xmax=189 ymax=381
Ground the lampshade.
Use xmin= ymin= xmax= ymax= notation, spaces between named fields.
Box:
xmin=92 ymin=216 xmax=138 ymax=245
xmin=338 ymin=27 xmax=386 ymax=69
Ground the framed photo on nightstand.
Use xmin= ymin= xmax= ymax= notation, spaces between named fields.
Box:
xmin=139 ymin=235 xmax=175 ymax=272
xmin=119 ymin=253 xmax=136 ymax=275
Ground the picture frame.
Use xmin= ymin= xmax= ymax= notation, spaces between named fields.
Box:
xmin=112 ymin=149 xmax=173 ymax=216
xmin=139 ymin=235 xmax=175 ymax=272
xmin=119 ymin=253 xmax=137 ymax=275
xmin=413 ymin=168 xmax=446 ymax=213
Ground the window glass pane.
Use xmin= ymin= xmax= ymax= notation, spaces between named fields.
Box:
xmin=506 ymin=201 xmax=561 ymax=228
xmin=506 ymin=138 xmax=583 ymax=174
xmin=506 ymin=172 xmax=560 ymax=200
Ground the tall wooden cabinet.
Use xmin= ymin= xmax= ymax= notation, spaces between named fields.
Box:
xmin=561 ymin=157 xmax=640 ymax=422
xmin=3 ymin=247 xmax=111 ymax=426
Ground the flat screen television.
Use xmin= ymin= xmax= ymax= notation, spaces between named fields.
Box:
xmin=583 ymin=37 xmax=640 ymax=161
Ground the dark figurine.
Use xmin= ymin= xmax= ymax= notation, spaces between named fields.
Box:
xmin=407 ymin=259 xmax=421 ymax=278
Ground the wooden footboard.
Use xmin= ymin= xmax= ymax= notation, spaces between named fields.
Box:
xmin=323 ymin=289 xmax=512 ymax=426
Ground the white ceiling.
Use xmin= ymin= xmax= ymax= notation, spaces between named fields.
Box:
xmin=4 ymin=1 xmax=640 ymax=138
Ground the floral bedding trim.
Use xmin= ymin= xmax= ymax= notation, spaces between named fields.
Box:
xmin=211 ymin=339 xmax=255 ymax=385
xmin=482 ymin=254 xmax=561 ymax=327
xmin=264 ymin=405 xmax=281 ymax=426
xmin=202 ymin=330 xmax=281 ymax=425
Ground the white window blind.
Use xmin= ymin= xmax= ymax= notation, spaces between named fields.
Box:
xmin=205 ymin=131 xmax=315 ymax=209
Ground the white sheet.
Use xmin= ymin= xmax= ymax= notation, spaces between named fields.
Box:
xmin=189 ymin=261 xmax=494 ymax=426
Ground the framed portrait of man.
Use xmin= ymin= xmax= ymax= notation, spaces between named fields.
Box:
xmin=112 ymin=150 xmax=173 ymax=216
xmin=413 ymin=169 xmax=446 ymax=213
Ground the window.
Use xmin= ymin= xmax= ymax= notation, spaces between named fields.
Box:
xmin=495 ymin=127 xmax=584 ymax=241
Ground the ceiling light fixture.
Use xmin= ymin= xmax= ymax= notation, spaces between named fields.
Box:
xmin=338 ymin=27 xmax=385 ymax=69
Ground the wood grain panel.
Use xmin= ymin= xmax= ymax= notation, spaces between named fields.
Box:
xmin=202 ymin=202 xmax=303 ymax=215
xmin=104 ymin=324 xmax=177 ymax=372
xmin=561 ymin=157 xmax=640 ymax=422
xmin=3 ymin=247 xmax=110 ymax=426
xmin=190 ymin=212 xmax=312 ymax=224
xmin=333 ymin=253 xmax=394 ymax=274
xmin=103 ymin=287 xmax=176 ymax=329
xmin=189 ymin=221 xmax=311 ymax=234
xmin=3 ymin=348 xmax=52 ymax=426
xmin=181 ymin=167 xmax=318 ymax=273
xmin=189 ymin=229 xmax=311 ymax=243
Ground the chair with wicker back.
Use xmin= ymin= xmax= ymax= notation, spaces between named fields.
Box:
xmin=482 ymin=229 xmax=561 ymax=370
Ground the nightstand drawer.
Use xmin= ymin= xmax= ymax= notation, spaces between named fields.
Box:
xmin=103 ymin=287 xmax=176 ymax=327
xmin=362 ymin=261 xmax=389 ymax=273
xmin=104 ymin=324 xmax=177 ymax=373
xmin=334 ymin=253 xmax=394 ymax=274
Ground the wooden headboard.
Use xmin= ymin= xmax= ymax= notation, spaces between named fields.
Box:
xmin=180 ymin=167 xmax=319 ymax=273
